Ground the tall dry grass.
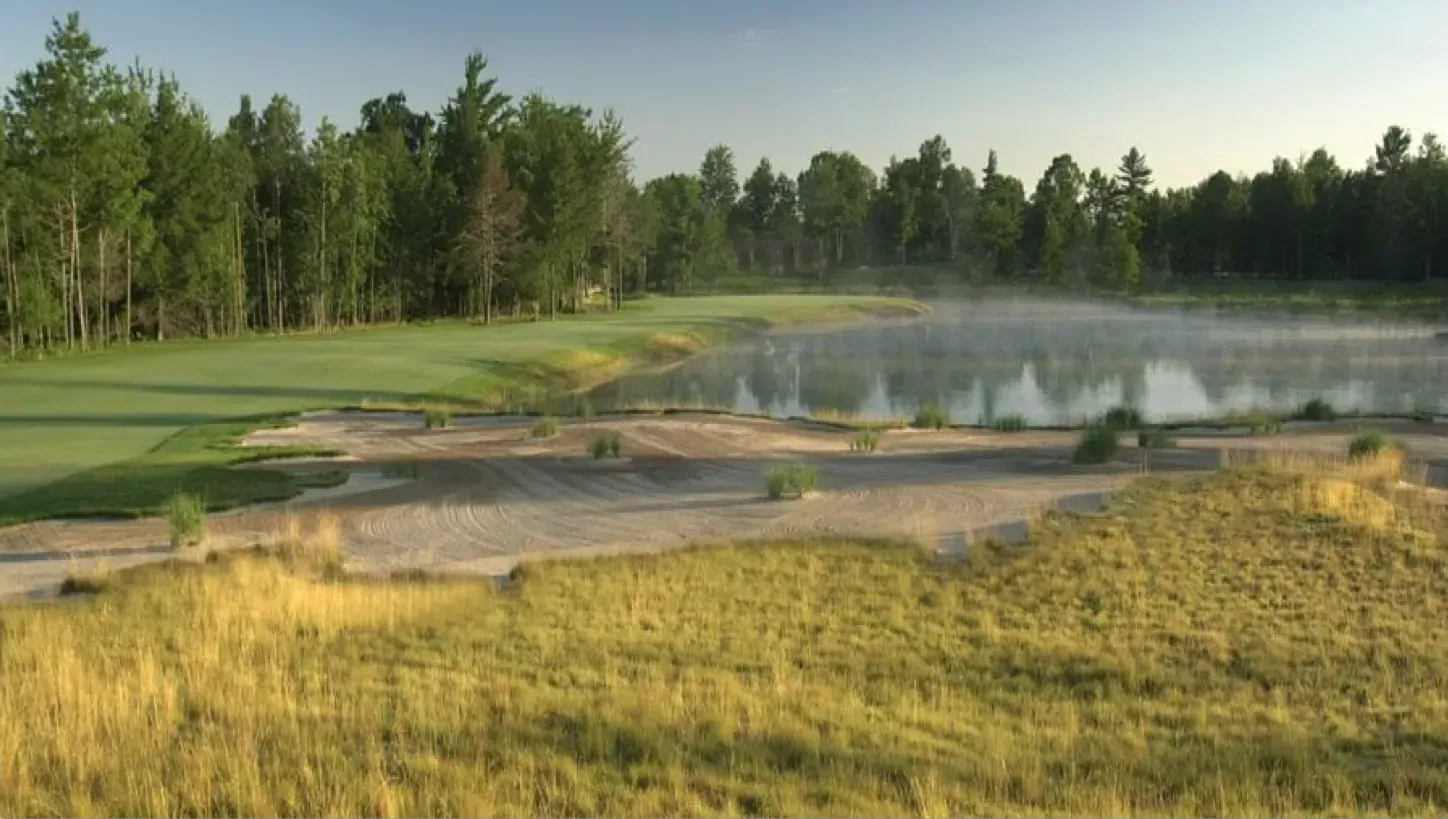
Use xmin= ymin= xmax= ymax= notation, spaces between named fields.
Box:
xmin=2 ymin=457 xmax=1447 ymax=816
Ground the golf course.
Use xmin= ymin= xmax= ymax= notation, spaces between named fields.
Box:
xmin=0 ymin=296 xmax=921 ymax=524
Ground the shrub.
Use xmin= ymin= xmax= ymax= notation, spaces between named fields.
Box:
xmin=166 ymin=492 xmax=206 ymax=549
xmin=993 ymin=414 xmax=1027 ymax=432
xmin=849 ymin=428 xmax=880 ymax=453
xmin=914 ymin=403 xmax=950 ymax=430
xmin=1073 ymin=425 xmax=1119 ymax=464
xmin=531 ymin=416 xmax=560 ymax=438
xmin=589 ymin=435 xmax=610 ymax=459
xmin=766 ymin=463 xmax=818 ymax=500
xmin=589 ymin=432 xmax=622 ymax=459
xmin=1137 ymin=427 xmax=1176 ymax=449
xmin=1348 ymin=429 xmax=1396 ymax=459
xmin=1102 ymin=406 xmax=1143 ymax=430
xmin=1296 ymin=398 xmax=1336 ymax=422
xmin=423 ymin=407 xmax=451 ymax=429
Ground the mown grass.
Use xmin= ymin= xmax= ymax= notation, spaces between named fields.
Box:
xmin=2 ymin=453 xmax=1445 ymax=816
xmin=0 ymin=415 xmax=344 ymax=527
xmin=0 ymin=295 xmax=923 ymax=512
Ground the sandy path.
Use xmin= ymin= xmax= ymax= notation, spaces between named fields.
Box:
xmin=4 ymin=412 xmax=1445 ymax=599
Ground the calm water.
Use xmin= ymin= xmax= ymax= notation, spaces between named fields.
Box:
xmin=588 ymin=299 xmax=1448 ymax=425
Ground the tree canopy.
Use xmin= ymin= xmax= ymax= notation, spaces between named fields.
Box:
xmin=3 ymin=13 xmax=1445 ymax=356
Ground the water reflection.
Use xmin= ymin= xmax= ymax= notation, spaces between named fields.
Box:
xmin=590 ymin=299 xmax=1448 ymax=424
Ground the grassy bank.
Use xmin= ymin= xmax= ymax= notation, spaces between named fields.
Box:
xmin=1130 ymin=280 xmax=1448 ymax=319
xmin=2 ymin=451 xmax=1443 ymax=816
xmin=0 ymin=295 xmax=921 ymax=521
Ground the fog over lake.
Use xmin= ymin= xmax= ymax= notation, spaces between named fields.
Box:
xmin=590 ymin=299 xmax=1448 ymax=424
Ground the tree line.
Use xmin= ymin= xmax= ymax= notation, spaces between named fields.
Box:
xmin=3 ymin=13 xmax=1444 ymax=355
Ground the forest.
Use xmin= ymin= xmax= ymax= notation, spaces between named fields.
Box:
xmin=2 ymin=12 xmax=1446 ymax=355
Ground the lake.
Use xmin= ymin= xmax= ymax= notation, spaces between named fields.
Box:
xmin=588 ymin=298 xmax=1448 ymax=425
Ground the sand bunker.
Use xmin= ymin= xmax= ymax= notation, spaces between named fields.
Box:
xmin=5 ymin=412 xmax=1447 ymax=598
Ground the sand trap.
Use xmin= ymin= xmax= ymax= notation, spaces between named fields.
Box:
xmin=4 ymin=412 xmax=1447 ymax=599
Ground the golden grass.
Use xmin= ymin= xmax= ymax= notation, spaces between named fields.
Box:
xmin=4 ymin=456 xmax=1448 ymax=816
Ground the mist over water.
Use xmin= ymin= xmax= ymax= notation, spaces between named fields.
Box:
xmin=591 ymin=298 xmax=1448 ymax=424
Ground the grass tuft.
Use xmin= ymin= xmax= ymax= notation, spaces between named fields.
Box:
xmin=913 ymin=402 xmax=950 ymax=430
xmin=588 ymin=432 xmax=622 ymax=460
xmin=992 ymin=414 xmax=1027 ymax=432
xmin=765 ymin=463 xmax=818 ymax=499
xmin=849 ymin=427 xmax=880 ymax=453
xmin=530 ymin=416 xmax=560 ymax=439
xmin=1348 ymin=428 xmax=1397 ymax=459
xmin=1295 ymin=397 xmax=1337 ymax=422
xmin=1073 ymin=425 xmax=1119 ymax=464
xmin=423 ymin=406 xmax=452 ymax=429
xmin=166 ymin=492 xmax=206 ymax=550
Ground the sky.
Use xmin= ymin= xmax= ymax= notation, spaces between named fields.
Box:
xmin=3 ymin=0 xmax=1447 ymax=189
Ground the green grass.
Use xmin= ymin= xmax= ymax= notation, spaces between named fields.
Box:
xmin=423 ymin=407 xmax=452 ymax=429
xmin=848 ymin=428 xmax=879 ymax=453
xmin=0 ymin=296 xmax=920 ymax=521
xmin=992 ymin=414 xmax=1027 ymax=432
xmin=0 ymin=415 xmax=344 ymax=527
xmin=1073 ymin=424 xmax=1119 ymax=464
xmin=532 ymin=417 xmax=560 ymax=439
xmin=166 ymin=492 xmax=206 ymax=549
xmin=1131 ymin=279 xmax=1448 ymax=318
xmin=2 ymin=453 xmax=1444 ymax=815
xmin=589 ymin=432 xmax=622 ymax=459
xmin=1295 ymin=398 xmax=1337 ymax=422
xmin=913 ymin=402 xmax=950 ymax=430
xmin=1348 ymin=429 xmax=1396 ymax=458
xmin=765 ymin=463 xmax=818 ymax=500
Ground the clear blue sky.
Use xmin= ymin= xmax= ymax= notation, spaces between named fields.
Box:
xmin=3 ymin=0 xmax=1446 ymax=188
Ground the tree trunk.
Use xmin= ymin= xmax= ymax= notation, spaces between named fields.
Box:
xmin=125 ymin=230 xmax=132 ymax=345
xmin=234 ymin=200 xmax=245 ymax=335
xmin=318 ymin=174 xmax=328 ymax=329
xmin=71 ymin=189 xmax=87 ymax=350
xmin=98 ymin=227 xmax=107 ymax=345
xmin=2 ymin=207 xmax=15 ymax=353
xmin=275 ymin=181 xmax=286 ymax=333
xmin=157 ymin=294 xmax=165 ymax=342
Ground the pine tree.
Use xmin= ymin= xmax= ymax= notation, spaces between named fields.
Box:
xmin=454 ymin=151 xmax=525 ymax=323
